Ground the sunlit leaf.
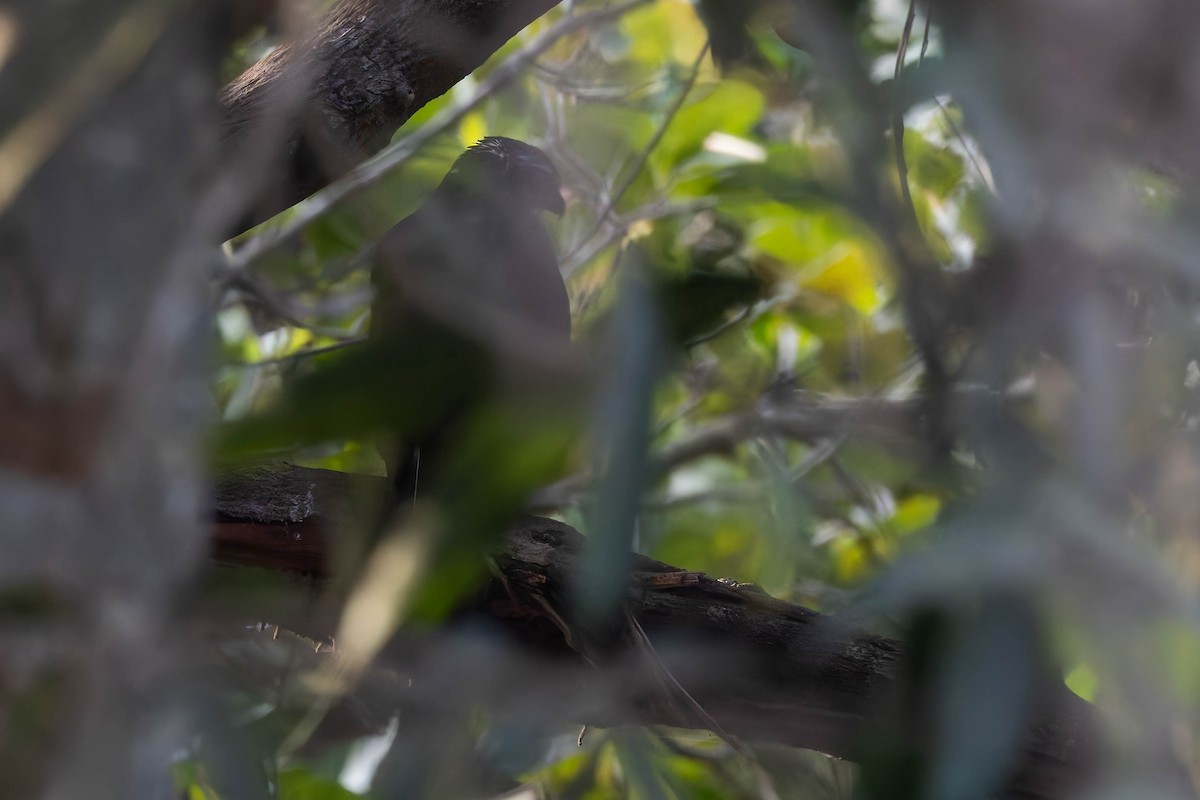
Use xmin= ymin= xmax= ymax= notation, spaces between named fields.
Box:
xmin=903 ymin=133 xmax=965 ymax=201
xmin=800 ymin=243 xmax=884 ymax=314
xmin=654 ymin=80 xmax=766 ymax=172
xmin=1064 ymin=662 xmax=1098 ymax=702
xmin=459 ymin=110 xmax=488 ymax=149
xmin=621 ymin=0 xmax=710 ymax=66
xmin=829 ymin=534 xmax=873 ymax=585
xmin=278 ymin=767 xmax=364 ymax=800
xmin=891 ymin=494 xmax=941 ymax=536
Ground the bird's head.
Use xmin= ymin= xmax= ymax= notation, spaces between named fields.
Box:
xmin=445 ymin=136 xmax=566 ymax=216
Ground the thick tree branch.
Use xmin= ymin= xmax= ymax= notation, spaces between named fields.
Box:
xmin=222 ymin=0 xmax=649 ymax=269
xmin=221 ymin=0 xmax=564 ymax=226
xmin=211 ymin=464 xmax=1102 ymax=800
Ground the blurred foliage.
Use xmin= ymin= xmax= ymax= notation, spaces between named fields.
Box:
xmin=198 ymin=0 xmax=1200 ymax=797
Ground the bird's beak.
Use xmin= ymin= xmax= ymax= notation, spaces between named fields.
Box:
xmin=523 ymin=161 xmax=566 ymax=216
xmin=546 ymin=187 xmax=566 ymax=217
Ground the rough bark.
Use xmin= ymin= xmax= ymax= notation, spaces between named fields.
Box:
xmin=211 ymin=464 xmax=1103 ymax=800
xmin=221 ymin=0 xmax=562 ymax=227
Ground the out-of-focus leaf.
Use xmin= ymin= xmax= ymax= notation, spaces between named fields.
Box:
xmin=890 ymin=493 xmax=941 ymax=536
xmin=1132 ymin=167 xmax=1180 ymax=216
xmin=752 ymin=743 xmax=858 ymax=799
xmin=1153 ymin=620 xmax=1200 ymax=708
xmin=579 ymin=256 xmax=662 ymax=628
xmin=928 ymin=598 xmax=1040 ymax=800
xmin=610 ymin=731 xmax=670 ymax=800
xmin=904 ymin=133 xmax=966 ymax=201
xmin=214 ymin=329 xmax=492 ymax=461
xmin=706 ymin=325 xmax=774 ymax=404
xmin=535 ymin=746 xmax=600 ymax=796
xmin=278 ymin=767 xmax=364 ymax=800
xmin=653 ymin=80 xmax=766 ymax=172
xmin=171 ymin=761 xmax=218 ymax=800
xmin=656 ymin=269 xmax=764 ymax=346
xmin=647 ymin=486 xmax=770 ymax=582
xmin=752 ymin=440 xmax=808 ymax=595
xmin=654 ymin=748 xmax=730 ymax=800
xmin=568 ymin=103 xmax=657 ymax=176
xmin=829 ymin=534 xmax=875 ymax=585
xmin=816 ymin=325 xmax=911 ymax=389
xmin=459 ymin=110 xmax=488 ymax=150
xmin=1064 ymin=661 xmax=1098 ymax=702
xmin=750 ymin=205 xmax=880 ymax=286
xmin=800 ymin=242 xmax=884 ymax=314
xmin=621 ymin=0 xmax=710 ymax=66
xmin=708 ymin=148 xmax=843 ymax=207
xmin=336 ymin=514 xmax=434 ymax=673
xmin=957 ymin=185 xmax=993 ymax=249
xmin=407 ymin=396 xmax=581 ymax=622
xmin=691 ymin=0 xmax=770 ymax=67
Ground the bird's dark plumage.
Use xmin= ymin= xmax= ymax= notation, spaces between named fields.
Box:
xmin=371 ymin=136 xmax=571 ymax=504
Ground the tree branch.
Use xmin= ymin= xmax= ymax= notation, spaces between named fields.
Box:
xmin=210 ymin=464 xmax=1102 ymax=800
xmin=223 ymin=0 xmax=650 ymax=265
xmin=220 ymin=0 xmax=571 ymax=228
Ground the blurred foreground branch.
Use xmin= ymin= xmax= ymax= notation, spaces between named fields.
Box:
xmin=530 ymin=387 xmax=1002 ymax=510
xmin=212 ymin=464 xmax=1101 ymax=800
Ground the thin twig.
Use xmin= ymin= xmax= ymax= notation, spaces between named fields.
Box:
xmin=683 ymin=305 xmax=751 ymax=348
xmin=892 ymin=0 xmax=920 ymax=225
xmin=918 ymin=0 xmax=934 ymax=66
xmin=911 ymin=1 xmax=994 ymax=193
xmin=562 ymin=197 xmax=716 ymax=276
xmin=626 ymin=612 xmax=746 ymax=753
xmin=534 ymin=62 xmax=666 ymax=102
xmin=934 ymin=97 xmax=994 ymax=193
xmin=563 ymin=41 xmax=711 ymax=266
xmin=528 ymin=392 xmax=940 ymax=511
xmin=230 ymin=335 xmax=367 ymax=369
xmin=224 ymin=271 xmax=366 ymax=340
xmin=642 ymin=483 xmax=766 ymax=511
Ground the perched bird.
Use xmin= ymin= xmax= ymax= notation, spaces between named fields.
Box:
xmin=371 ymin=136 xmax=571 ymax=504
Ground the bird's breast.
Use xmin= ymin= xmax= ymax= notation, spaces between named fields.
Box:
xmin=374 ymin=201 xmax=571 ymax=350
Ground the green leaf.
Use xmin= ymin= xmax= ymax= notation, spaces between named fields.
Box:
xmin=657 ymin=270 xmax=764 ymax=346
xmin=277 ymin=768 xmax=364 ymax=800
xmin=621 ymin=1 xmax=710 ymax=66
xmin=654 ymin=80 xmax=766 ymax=172
xmin=568 ymin=104 xmax=657 ymax=175
xmin=903 ymin=133 xmax=966 ymax=200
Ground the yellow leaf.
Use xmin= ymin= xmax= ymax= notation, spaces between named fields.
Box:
xmin=892 ymin=494 xmax=941 ymax=536
xmin=830 ymin=536 xmax=871 ymax=584
xmin=459 ymin=111 xmax=487 ymax=150
xmin=622 ymin=0 xmax=709 ymax=65
xmin=801 ymin=244 xmax=883 ymax=315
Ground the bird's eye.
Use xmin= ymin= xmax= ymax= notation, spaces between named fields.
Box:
xmin=513 ymin=152 xmax=553 ymax=174
xmin=520 ymin=163 xmax=565 ymax=216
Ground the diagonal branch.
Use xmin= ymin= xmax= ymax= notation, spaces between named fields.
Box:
xmin=223 ymin=0 xmax=650 ymax=254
